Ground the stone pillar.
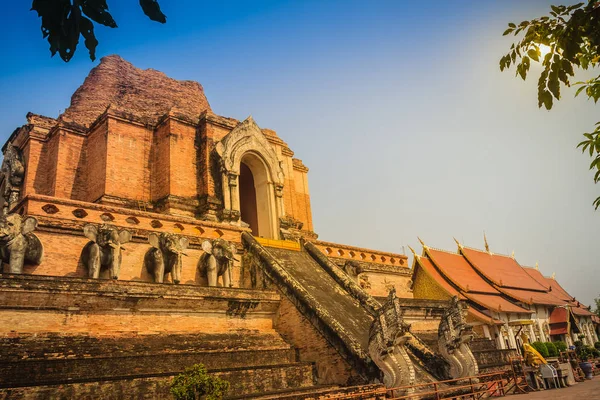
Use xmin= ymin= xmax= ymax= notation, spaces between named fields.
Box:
xmin=228 ymin=172 xmax=240 ymax=212
xmin=537 ymin=320 xmax=546 ymax=342
xmin=482 ymin=324 xmax=491 ymax=339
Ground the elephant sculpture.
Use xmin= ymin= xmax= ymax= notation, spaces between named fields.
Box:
xmin=0 ymin=213 xmax=43 ymax=274
xmin=198 ymin=238 xmax=237 ymax=287
xmin=81 ymin=224 xmax=131 ymax=279
xmin=145 ymin=232 xmax=189 ymax=284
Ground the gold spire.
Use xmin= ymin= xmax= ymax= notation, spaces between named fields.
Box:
xmin=511 ymin=250 xmax=515 ymax=259
xmin=483 ymin=231 xmax=490 ymax=253
xmin=408 ymin=245 xmax=420 ymax=259
xmin=453 ymin=237 xmax=463 ymax=249
xmin=417 ymin=236 xmax=428 ymax=249
xmin=551 ymin=272 xmax=556 ymax=280
xmin=535 ymin=262 xmax=539 ymax=270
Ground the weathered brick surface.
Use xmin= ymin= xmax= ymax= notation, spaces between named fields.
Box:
xmin=85 ymin=121 xmax=108 ymax=202
xmin=0 ymin=363 xmax=315 ymax=399
xmin=275 ymin=297 xmax=363 ymax=386
xmin=61 ymin=55 xmax=211 ymax=128
xmin=104 ymin=119 xmax=152 ymax=204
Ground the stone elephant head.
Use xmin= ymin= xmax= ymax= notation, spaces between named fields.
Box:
xmin=81 ymin=224 xmax=132 ymax=279
xmin=145 ymin=232 xmax=189 ymax=284
xmin=0 ymin=213 xmax=43 ymax=274
xmin=198 ymin=238 xmax=237 ymax=287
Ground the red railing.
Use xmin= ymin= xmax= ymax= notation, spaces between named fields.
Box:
xmin=385 ymin=370 xmax=528 ymax=400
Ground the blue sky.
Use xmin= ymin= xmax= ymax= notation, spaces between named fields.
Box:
xmin=0 ymin=1 xmax=598 ymax=306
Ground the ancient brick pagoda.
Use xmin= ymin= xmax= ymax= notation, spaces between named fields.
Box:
xmin=0 ymin=56 xmax=483 ymax=398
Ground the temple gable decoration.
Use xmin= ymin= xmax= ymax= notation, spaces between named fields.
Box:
xmin=215 ymin=116 xmax=285 ymax=239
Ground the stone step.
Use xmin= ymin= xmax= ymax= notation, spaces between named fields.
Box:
xmin=0 ymin=331 xmax=291 ymax=361
xmin=226 ymin=383 xmax=386 ymax=399
xmin=0 ymin=332 xmax=300 ymax=388
xmin=0 ymin=362 xmax=317 ymax=399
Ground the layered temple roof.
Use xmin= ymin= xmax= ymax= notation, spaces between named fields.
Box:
xmin=411 ymin=238 xmax=596 ymax=325
xmin=424 ymin=247 xmax=530 ymax=314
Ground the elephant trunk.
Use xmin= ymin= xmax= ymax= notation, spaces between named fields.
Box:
xmin=171 ymin=248 xmax=188 ymax=284
xmin=108 ymin=242 xmax=121 ymax=280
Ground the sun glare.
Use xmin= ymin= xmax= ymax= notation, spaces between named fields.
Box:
xmin=538 ymin=44 xmax=552 ymax=58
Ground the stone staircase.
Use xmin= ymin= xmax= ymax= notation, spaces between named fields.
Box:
xmin=0 ymin=274 xmax=320 ymax=398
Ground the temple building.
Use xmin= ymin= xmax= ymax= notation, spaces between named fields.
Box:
xmin=411 ymin=237 xmax=599 ymax=351
xmin=0 ymin=56 xmax=451 ymax=398
xmin=0 ymin=55 xmax=596 ymax=398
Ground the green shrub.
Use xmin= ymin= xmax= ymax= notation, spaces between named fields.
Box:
xmin=171 ymin=364 xmax=229 ymax=400
xmin=545 ymin=342 xmax=558 ymax=357
xmin=574 ymin=341 xmax=599 ymax=361
xmin=595 ymin=341 xmax=600 ymax=351
xmin=531 ymin=341 xmax=549 ymax=358
xmin=554 ymin=341 xmax=567 ymax=353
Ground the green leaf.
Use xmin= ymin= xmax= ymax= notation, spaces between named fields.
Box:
xmin=81 ymin=0 xmax=117 ymax=28
xmin=508 ymin=22 xmax=516 ymax=28
xmin=79 ymin=16 xmax=99 ymax=61
xmin=527 ymin=48 xmax=540 ymax=62
xmin=539 ymin=89 xmax=553 ymax=110
xmin=503 ymin=28 xmax=514 ymax=36
xmin=548 ymin=73 xmax=560 ymax=99
xmin=575 ymin=84 xmax=587 ymax=97
xmin=139 ymin=0 xmax=166 ymax=23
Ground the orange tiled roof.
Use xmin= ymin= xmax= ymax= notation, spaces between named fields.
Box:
xmin=501 ymin=287 xmax=566 ymax=306
xmin=467 ymin=306 xmax=504 ymax=325
xmin=522 ymin=267 xmax=550 ymax=289
xmin=542 ymin=277 xmax=574 ymax=302
xmin=426 ymin=248 xmax=498 ymax=294
xmin=571 ymin=305 xmax=595 ymax=317
xmin=460 ymin=247 xmax=548 ymax=291
xmin=539 ymin=276 xmax=594 ymax=315
xmin=415 ymin=257 xmax=466 ymax=300
xmin=415 ymin=257 xmax=506 ymax=323
xmin=465 ymin=293 xmax=532 ymax=314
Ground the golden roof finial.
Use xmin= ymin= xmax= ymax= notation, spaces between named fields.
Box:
xmin=408 ymin=245 xmax=420 ymax=259
xmin=483 ymin=231 xmax=490 ymax=253
xmin=417 ymin=236 xmax=428 ymax=249
xmin=551 ymin=272 xmax=556 ymax=280
xmin=511 ymin=250 xmax=515 ymax=259
xmin=535 ymin=261 xmax=539 ymax=270
xmin=453 ymin=237 xmax=463 ymax=249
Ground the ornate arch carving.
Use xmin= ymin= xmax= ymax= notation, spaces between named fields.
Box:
xmin=214 ymin=117 xmax=285 ymax=237
xmin=215 ymin=117 xmax=284 ymax=185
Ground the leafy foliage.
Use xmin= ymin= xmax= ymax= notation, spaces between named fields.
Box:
xmin=531 ymin=341 xmax=550 ymax=358
xmin=31 ymin=0 xmax=166 ymax=62
xmin=595 ymin=341 xmax=600 ymax=350
xmin=574 ymin=340 xmax=600 ymax=360
xmin=170 ymin=364 xmax=229 ymax=400
xmin=594 ymin=294 xmax=600 ymax=316
xmin=554 ymin=340 xmax=568 ymax=352
xmin=545 ymin=341 xmax=558 ymax=357
xmin=500 ymin=1 xmax=600 ymax=209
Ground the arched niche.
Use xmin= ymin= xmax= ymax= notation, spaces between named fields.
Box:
xmin=215 ymin=117 xmax=285 ymax=239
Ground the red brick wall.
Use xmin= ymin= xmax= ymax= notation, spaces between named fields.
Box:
xmin=21 ymin=139 xmax=48 ymax=198
xmin=85 ymin=121 xmax=108 ymax=202
xmin=151 ymin=121 xmax=170 ymax=201
xmin=54 ymin=130 xmax=86 ymax=200
xmin=168 ymin=120 xmax=199 ymax=199
xmin=104 ymin=118 xmax=152 ymax=201
xmin=274 ymin=297 xmax=363 ymax=386
xmin=44 ymin=131 xmax=60 ymax=196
